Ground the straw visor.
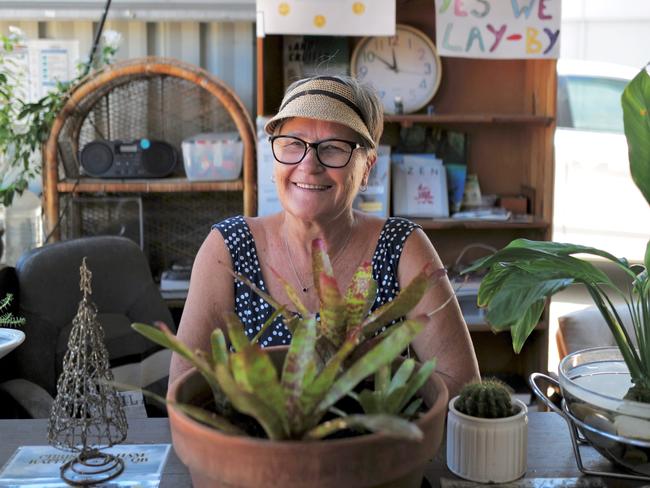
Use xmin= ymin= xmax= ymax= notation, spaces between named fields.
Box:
xmin=264 ymin=76 xmax=376 ymax=149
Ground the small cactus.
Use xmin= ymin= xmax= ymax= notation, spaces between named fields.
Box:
xmin=454 ymin=379 xmax=514 ymax=418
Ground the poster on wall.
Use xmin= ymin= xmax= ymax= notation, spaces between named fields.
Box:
xmin=435 ymin=0 xmax=561 ymax=59
xmin=27 ymin=39 xmax=80 ymax=101
xmin=256 ymin=0 xmax=395 ymax=37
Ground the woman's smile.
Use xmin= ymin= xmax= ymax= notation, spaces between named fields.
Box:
xmin=293 ymin=181 xmax=332 ymax=191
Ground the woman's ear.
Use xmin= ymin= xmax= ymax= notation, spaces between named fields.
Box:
xmin=363 ymin=154 xmax=377 ymax=186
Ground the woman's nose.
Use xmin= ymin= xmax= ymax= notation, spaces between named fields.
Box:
xmin=300 ymin=145 xmax=323 ymax=170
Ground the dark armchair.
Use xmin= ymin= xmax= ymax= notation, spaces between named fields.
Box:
xmin=0 ymin=236 xmax=175 ymax=418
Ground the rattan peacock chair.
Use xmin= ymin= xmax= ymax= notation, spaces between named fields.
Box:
xmin=42 ymin=57 xmax=256 ymax=276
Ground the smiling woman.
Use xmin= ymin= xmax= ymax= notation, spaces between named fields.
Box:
xmin=170 ymin=74 xmax=479 ymax=398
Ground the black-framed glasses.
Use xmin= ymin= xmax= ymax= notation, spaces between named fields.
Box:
xmin=269 ymin=135 xmax=365 ymax=168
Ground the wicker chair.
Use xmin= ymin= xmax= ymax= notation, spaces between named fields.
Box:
xmin=43 ymin=57 xmax=256 ymax=276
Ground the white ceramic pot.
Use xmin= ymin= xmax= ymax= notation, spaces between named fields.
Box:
xmin=446 ymin=396 xmax=528 ymax=483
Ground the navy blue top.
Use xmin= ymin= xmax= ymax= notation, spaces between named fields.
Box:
xmin=213 ymin=216 xmax=421 ymax=347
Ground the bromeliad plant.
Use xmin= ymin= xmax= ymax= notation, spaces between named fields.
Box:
xmin=463 ymin=65 xmax=650 ymax=402
xmin=134 ymin=239 xmax=444 ymax=441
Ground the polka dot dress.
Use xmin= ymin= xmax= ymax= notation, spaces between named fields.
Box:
xmin=213 ymin=216 xmax=421 ymax=347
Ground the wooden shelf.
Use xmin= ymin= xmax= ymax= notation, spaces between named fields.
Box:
xmin=410 ymin=216 xmax=550 ymax=230
xmin=56 ymin=177 xmax=244 ymax=193
xmin=384 ymin=113 xmax=554 ymax=127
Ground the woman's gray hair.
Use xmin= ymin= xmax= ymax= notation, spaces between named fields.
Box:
xmin=279 ymin=74 xmax=384 ymax=155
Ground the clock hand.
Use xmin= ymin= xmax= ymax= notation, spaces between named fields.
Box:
xmin=391 ymin=48 xmax=398 ymax=72
xmin=371 ymin=52 xmax=397 ymax=72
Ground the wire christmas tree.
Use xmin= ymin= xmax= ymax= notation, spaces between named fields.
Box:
xmin=48 ymin=257 xmax=128 ymax=485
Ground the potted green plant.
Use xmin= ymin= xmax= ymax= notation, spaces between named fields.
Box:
xmin=133 ymin=239 xmax=449 ymax=488
xmin=463 ymin=64 xmax=650 ymax=476
xmin=0 ymin=27 xmax=121 ymax=206
xmin=446 ymin=379 xmax=528 ymax=483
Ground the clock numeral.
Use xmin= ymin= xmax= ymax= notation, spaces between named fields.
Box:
xmin=378 ymin=90 xmax=386 ymax=99
xmin=374 ymin=39 xmax=383 ymax=51
xmin=362 ymin=51 xmax=375 ymax=63
xmin=358 ymin=65 xmax=368 ymax=79
xmin=388 ymin=36 xmax=399 ymax=46
xmin=417 ymin=47 xmax=425 ymax=60
xmin=419 ymin=79 xmax=427 ymax=89
xmin=407 ymin=37 xmax=412 ymax=49
xmin=424 ymin=62 xmax=431 ymax=74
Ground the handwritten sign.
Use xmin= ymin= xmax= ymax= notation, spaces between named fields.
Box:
xmin=256 ymin=0 xmax=395 ymax=37
xmin=435 ymin=0 xmax=561 ymax=59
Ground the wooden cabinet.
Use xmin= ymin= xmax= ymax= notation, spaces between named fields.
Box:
xmin=256 ymin=0 xmax=556 ymax=383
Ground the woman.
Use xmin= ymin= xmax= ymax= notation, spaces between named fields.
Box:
xmin=170 ymin=75 xmax=479 ymax=397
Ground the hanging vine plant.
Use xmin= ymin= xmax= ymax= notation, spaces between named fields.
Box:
xmin=0 ymin=27 xmax=121 ymax=206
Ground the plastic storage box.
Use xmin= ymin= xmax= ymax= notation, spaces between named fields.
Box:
xmin=181 ymin=132 xmax=243 ymax=181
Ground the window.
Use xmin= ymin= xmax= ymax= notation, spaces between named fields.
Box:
xmin=558 ymin=75 xmax=628 ymax=133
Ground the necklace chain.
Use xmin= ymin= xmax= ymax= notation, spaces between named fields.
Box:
xmin=282 ymin=224 xmax=354 ymax=293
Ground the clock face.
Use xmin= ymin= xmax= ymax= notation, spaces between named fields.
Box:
xmin=350 ymin=25 xmax=442 ymax=115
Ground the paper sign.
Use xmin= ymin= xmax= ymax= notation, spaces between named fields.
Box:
xmin=435 ymin=0 xmax=561 ymax=59
xmin=27 ymin=39 xmax=80 ymax=101
xmin=0 ymin=444 xmax=170 ymax=487
xmin=256 ymin=0 xmax=395 ymax=37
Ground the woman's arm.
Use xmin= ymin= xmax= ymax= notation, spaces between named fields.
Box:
xmin=399 ymin=228 xmax=480 ymax=398
xmin=169 ymin=229 xmax=235 ymax=385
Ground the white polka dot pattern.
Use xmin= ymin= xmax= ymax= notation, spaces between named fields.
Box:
xmin=213 ymin=216 xmax=421 ymax=347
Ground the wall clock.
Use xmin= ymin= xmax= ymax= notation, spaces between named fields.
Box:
xmin=350 ymin=24 xmax=442 ymax=115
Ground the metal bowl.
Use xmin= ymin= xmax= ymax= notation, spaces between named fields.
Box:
xmin=558 ymin=347 xmax=650 ymax=476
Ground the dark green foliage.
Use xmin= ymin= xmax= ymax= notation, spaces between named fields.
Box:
xmin=454 ymin=379 xmax=514 ymax=418
xmin=0 ymin=30 xmax=119 ymax=206
xmin=0 ymin=293 xmax=24 ymax=327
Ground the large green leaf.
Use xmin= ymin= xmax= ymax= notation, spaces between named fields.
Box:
xmin=397 ymin=358 xmax=436 ymax=413
xmin=305 ymin=413 xmax=423 ymax=441
xmin=224 ymin=313 xmax=250 ymax=352
xmin=317 ymin=319 xmax=424 ymax=414
xmin=230 ymin=345 xmax=288 ymax=433
xmin=318 ymin=274 xmax=347 ymax=347
xmin=344 ymin=262 xmax=377 ymax=329
xmin=361 ymin=264 xmax=443 ymax=336
xmin=281 ymin=315 xmax=317 ymax=427
xmin=622 ymin=66 xmax=650 ymax=206
xmin=214 ymin=363 xmax=286 ymax=440
xmin=311 ymin=238 xmax=335 ymax=298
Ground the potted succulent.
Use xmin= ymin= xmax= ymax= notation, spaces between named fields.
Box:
xmin=463 ymin=64 xmax=650 ymax=476
xmin=446 ymin=378 xmax=528 ymax=483
xmin=133 ymin=239 xmax=450 ymax=488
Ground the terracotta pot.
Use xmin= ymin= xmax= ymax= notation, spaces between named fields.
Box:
xmin=167 ymin=347 xmax=449 ymax=488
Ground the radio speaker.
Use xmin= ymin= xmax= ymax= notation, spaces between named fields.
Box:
xmin=80 ymin=139 xmax=177 ymax=178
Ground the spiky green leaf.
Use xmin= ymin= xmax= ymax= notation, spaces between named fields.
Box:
xmin=282 ymin=315 xmax=317 ymax=425
xmin=305 ymin=414 xmax=423 ymax=441
xmin=230 ymin=345 xmax=287 ymax=432
xmin=361 ymin=264 xmax=444 ymax=337
xmin=214 ymin=363 xmax=286 ymax=440
xmin=318 ymin=274 xmax=347 ymax=347
xmin=344 ymin=262 xmax=376 ymax=329
xmin=224 ymin=312 xmax=250 ymax=352
xmin=318 ymin=319 xmax=424 ymax=414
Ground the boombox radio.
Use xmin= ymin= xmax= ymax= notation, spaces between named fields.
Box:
xmin=79 ymin=139 xmax=177 ymax=178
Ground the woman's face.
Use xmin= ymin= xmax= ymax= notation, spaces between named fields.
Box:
xmin=273 ymin=117 xmax=374 ymax=222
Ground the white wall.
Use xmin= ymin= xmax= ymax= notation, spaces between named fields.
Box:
xmin=561 ymin=0 xmax=650 ymax=68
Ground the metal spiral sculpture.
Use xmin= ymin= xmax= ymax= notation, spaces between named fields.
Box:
xmin=47 ymin=257 xmax=128 ymax=485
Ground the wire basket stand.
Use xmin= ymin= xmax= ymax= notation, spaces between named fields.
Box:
xmin=530 ymin=372 xmax=650 ymax=483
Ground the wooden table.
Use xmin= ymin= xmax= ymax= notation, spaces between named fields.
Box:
xmin=0 ymin=413 xmax=645 ymax=487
